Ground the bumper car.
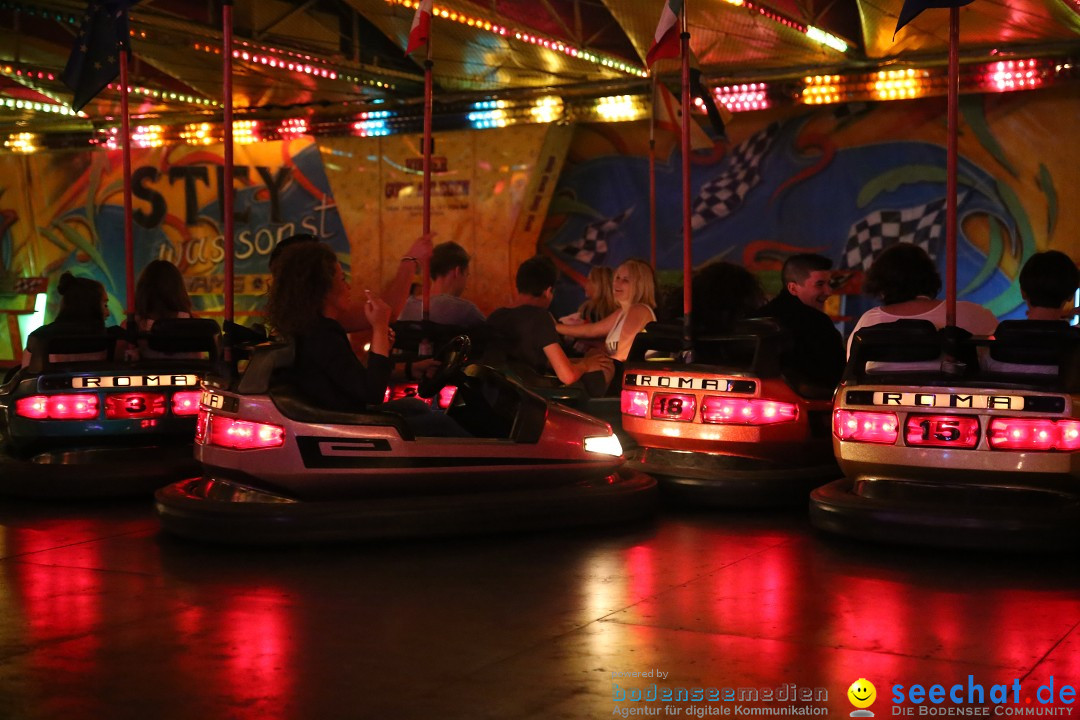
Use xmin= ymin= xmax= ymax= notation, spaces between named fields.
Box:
xmin=619 ymin=320 xmax=839 ymax=506
xmin=0 ymin=318 xmax=221 ymax=498
xmin=154 ymin=336 xmax=656 ymax=544
xmin=810 ymin=320 xmax=1080 ymax=550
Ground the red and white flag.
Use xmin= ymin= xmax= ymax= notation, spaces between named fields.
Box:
xmin=646 ymin=0 xmax=684 ymax=68
xmin=405 ymin=0 xmax=433 ymax=55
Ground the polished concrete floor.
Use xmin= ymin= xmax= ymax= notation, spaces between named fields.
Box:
xmin=0 ymin=500 xmax=1077 ymax=720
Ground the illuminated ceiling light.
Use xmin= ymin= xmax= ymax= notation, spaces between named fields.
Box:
xmin=806 ymin=26 xmax=848 ymax=53
xmin=4 ymin=132 xmax=38 ymax=153
xmin=530 ymin=95 xmax=564 ymax=123
xmin=279 ymin=118 xmax=309 ymax=136
xmin=132 ymin=125 xmax=164 ymax=148
xmin=713 ymin=82 xmax=770 ymax=111
xmin=595 ymin=95 xmax=646 ymax=121
xmin=986 ymin=58 xmax=1045 ymax=92
xmin=383 ymin=0 xmax=646 ymax=78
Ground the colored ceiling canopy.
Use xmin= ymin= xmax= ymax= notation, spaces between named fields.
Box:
xmin=0 ymin=0 xmax=1077 ymax=145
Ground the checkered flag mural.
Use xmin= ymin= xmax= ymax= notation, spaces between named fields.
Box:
xmin=690 ymin=122 xmax=779 ymax=230
xmin=842 ymin=196 xmax=956 ymax=271
xmin=561 ymin=207 xmax=634 ymax=265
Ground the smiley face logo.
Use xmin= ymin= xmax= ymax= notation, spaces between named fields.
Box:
xmin=848 ymin=678 xmax=877 ymax=709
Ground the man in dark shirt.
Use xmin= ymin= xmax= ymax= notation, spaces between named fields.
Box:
xmin=755 ymin=254 xmax=845 ymax=390
xmin=485 ymin=256 xmax=608 ymax=392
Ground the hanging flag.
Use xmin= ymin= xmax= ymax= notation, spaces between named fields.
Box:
xmin=654 ymin=83 xmax=713 ymax=150
xmin=62 ymin=0 xmax=138 ymax=112
xmin=646 ymin=0 xmax=684 ymax=68
xmin=894 ymin=0 xmax=975 ymax=37
xmin=405 ymin=0 xmax=434 ymax=55
xmin=688 ymin=50 xmax=731 ymax=140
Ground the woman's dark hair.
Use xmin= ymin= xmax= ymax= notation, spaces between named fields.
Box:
xmin=134 ymin=259 xmax=193 ymax=321
xmin=864 ymin=243 xmax=941 ymax=305
xmin=1019 ymin=250 xmax=1079 ymax=309
xmin=266 ymin=241 xmax=338 ymax=338
xmin=691 ymin=261 xmax=765 ymax=334
xmin=54 ymin=272 xmax=107 ymax=327
xmin=269 ymin=233 xmax=319 ymax=271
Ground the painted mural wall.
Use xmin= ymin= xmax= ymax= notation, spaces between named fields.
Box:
xmin=0 ymin=124 xmax=570 ymax=362
xmin=540 ymin=85 xmax=1079 ymax=326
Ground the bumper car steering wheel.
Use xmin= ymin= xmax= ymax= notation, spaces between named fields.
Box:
xmin=418 ymin=335 xmax=471 ymax=399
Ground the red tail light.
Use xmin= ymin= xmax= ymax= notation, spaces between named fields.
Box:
xmin=389 ymin=383 xmax=423 ymax=402
xmin=702 ymin=397 xmax=798 ymax=425
xmin=651 ymin=393 xmax=697 ymax=421
xmin=16 ymin=394 xmax=99 ymax=420
xmin=104 ymin=392 xmax=167 ymax=420
xmin=195 ymin=408 xmax=209 ymax=444
xmin=904 ymin=414 xmax=980 ymax=448
xmin=437 ymin=385 xmax=457 ymax=409
xmin=834 ymin=409 xmax=899 ymax=444
xmin=988 ymin=418 xmax=1080 ymax=452
xmin=171 ymin=391 xmax=202 ymax=416
xmin=621 ymin=390 xmax=649 ymax=417
xmin=207 ymin=416 xmax=285 ymax=450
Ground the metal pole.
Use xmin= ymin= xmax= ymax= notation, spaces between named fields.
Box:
xmin=945 ymin=6 xmax=959 ymax=328
xmin=649 ymin=76 xmax=657 ymax=270
xmin=680 ymin=4 xmax=692 ymax=333
xmin=119 ymin=49 xmax=133 ymax=317
xmin=223 ymin=0 xmax=235 ymax=328
xmin=421 ymin=39 xmax=433 ymax=322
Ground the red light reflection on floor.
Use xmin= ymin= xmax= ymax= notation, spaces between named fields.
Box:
xmin=173 ymin=587 xmax=295 ymax=720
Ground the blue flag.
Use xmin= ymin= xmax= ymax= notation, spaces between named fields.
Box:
xmin=62 ymin=1 xmax=138 ymax=112
xmin=894 ymin=0 xmax=975 ymax=37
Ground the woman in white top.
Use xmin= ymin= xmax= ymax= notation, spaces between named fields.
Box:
xmin=555 ymin=258 xmax=657 ymax=362
xmin=847 ymin=243 xmax=998 ymax=356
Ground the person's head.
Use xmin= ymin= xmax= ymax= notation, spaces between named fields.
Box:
xmin=583 ymin=266 xmax=617 ymax=315
xmin=429 ymin=241 xmax=471 ymax=295
xmin=864 ymin=243 xmax=941 ymax=305
xmin=54 ymin=272 xmax=108 ymax=327
xmin=692 ymin=261 xmax=765 ymax=334
xmin=269 ymin=233 xmax=319 ymax=272
xmin=515 ymin=255 xmax=558 ymax=305
xmin=1019 ymin=250 xmax=1078 ymax=312
xmin=266 ymin=241 xmax=347 ymax=337
xmin=134 ymin=259 xmax=192 ymax=321
xmin=613 ymin=258 xmax=657 ymax=309
xmin=781 ymin=254 xmax=833 ymax=311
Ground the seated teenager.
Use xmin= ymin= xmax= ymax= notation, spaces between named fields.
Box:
xmin=22 ymin=272 xmax=113 ymax=369
xmin=267 ymin=241 xmax=467 ymax=437
xmin=753 ymin=253 xmax=844 ymax=389
xmin=848 ymin=243 xmax=998 ymax=357
xmin=397 ymin=241 xmax=485 ymax=327
xmin=555 ymin=258 xmax=658 ymax=388
xmin=1017 ymin=250 xmax=1078 ymax=322
xmin=693 ymin=261 xmax=766 ymax=336
xmin=485 ymin=256 xmax=611 ymax=395
xmin=981 ymin=251 xmax=1079 ymax=375
xmin=123 ymin=259 xmax=202 ymax=360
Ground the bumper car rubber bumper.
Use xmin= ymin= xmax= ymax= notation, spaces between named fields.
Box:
xmin=627 ymin=447 xmax=839 ymax=507
xmin=0 ymin=444 xmax=200 ymax=499
xmin=154 ymin=468 xmax=657 ymax=544
xmin=809 ymin=478 xmax=1080 ymax=551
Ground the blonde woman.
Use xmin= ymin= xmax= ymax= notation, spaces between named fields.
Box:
xmin=556 ymin=258 xmax=657 ymax=363
xmin=578 ymin=266 xmax=618 ymax=323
